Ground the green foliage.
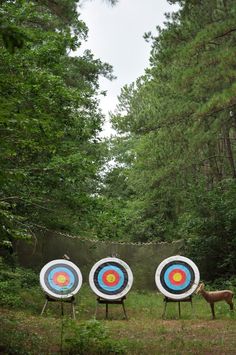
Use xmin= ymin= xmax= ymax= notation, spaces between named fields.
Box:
xmin=183 ymin=179 xmax=236 ymax=280
xmin=0 ymin=315 xmax=42 ymax=355
xmin=0 ymin=25 xmax=26 ymax=53
xmin=0 ymin=266 xmax=40 ymax=309
xmin=64 ymin=319 xmax=126 ymax=355
xmin=0 ymin=266 xmax=24 ymax=308
xmin=0 ymin=286 xmax=235 ymax=354
xmin=0 ymin=280 xmax=23 ymax=308
xmin=0 ymin=274 xmax=235 ymax=354
xmin=20 ymin=268 xmax=39 ymax=288
xmin=0 ymin=0 xmax=235 ymax=287
xmin=100 ymin=0 xmax=236 ymax=280
xmin=208 ymin=276 xmax=236 ymax=290
xmin=0 ymin=0 xmax=115 ymax=244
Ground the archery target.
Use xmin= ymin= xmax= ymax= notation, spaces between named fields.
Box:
xmin=40 ymin=259 xmax=83 ymax=299
xmin=155 ymin=255 xmax=200 ymax=300
xmin=89 ymin=257 xmax=133 ymax=300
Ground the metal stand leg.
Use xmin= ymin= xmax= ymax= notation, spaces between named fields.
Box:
xmin=190 ymin=296 xmax=194 ymax=317
xmin=178 ymin=302 xmax=181 ymax=318
xmin=162 ymin=299 xmax=167 ymax=319
xmin=61 ymin=301 xmax=64 ymax=316
xmin=94 ymin=299 xmax=98 ymax=319
xmin=122 ymin=300 xmax=128 ymax=320
xmin=41 ymin=299 xmax=48 ymax=316
xmin=105 ymin=303 xmax=108 ymax=319
xmin=71 ymin=301 xmax=76 ymax=320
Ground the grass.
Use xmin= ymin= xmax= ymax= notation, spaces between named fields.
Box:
xmin=0 ymin=267 xmax=236 ymax=354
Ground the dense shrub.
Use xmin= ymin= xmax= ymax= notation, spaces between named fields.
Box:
xmin=64 ymin=319 xmax=126 ymax=355
xmin=0 ymin=265 xmax=40 ymax=309
xmin=181 ymin=179 xmax=236 ymax=281
xmin=0 ymin=315 xmax=42 ymax=354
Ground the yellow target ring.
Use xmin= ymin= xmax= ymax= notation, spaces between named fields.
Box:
xmin=173 ymin=272 xmax=182 ymax=282
xmin=106 ymin=274 xmax=116 ymax=283
xmin=57 ymin=274 xmax=66 ymax=284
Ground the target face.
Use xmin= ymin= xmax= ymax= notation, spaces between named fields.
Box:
xmin=89 ymin=257 xmax=133 ymax=300
xmin=40 ymin=259 xmax=83 ymax=299
xmin=155 ymin=256 xmax=200 ymax=300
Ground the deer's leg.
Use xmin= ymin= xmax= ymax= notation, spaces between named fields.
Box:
xmin=210 ymin=303 xmax=215 ymax=319
xmin=226 ymin=297 xmax=234 ymax=311
xmin=230 ymin=296 xmax=234 ymax=310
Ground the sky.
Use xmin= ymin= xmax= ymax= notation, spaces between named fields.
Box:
xmin=78 ymin=0 xmax=179 ymax=136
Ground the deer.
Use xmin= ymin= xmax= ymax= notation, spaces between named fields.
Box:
xmin=196 ymin=282 xmax=234 ymax=319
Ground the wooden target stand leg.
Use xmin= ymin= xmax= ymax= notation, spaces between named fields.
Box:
xmin=162 ymin=296 xmax=193 ymax=319
xmin=95 ymin=296 xmax=128 ymax=320
xmin=41 ymin=295 xmax=76 ymax=319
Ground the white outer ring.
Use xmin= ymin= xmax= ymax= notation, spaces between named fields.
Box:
xmin=39 ymin=259 xmax=83 ymax=299
xmin=155 ymin=255 xmax=200 ymax=300
xmin=89 ymin=257 xmax=133 ymax=300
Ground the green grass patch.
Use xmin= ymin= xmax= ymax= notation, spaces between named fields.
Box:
xmin=0 ymin=266 xmax=236 ymax=354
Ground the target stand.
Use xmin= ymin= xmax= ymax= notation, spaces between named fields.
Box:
xmin=89 ymin=257 xmax=133 ymax=320
xmin=95 ymin=296 xmax=128 ymax=320
xmin=41 ymin=294 xmax=76 ymax=319
xmin=162 ymin=295 xmax=193 ymax=319
xmin=39 ymin=259 xmax=83 ymax=319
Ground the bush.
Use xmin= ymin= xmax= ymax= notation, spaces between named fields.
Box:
xmin=0 ymin=280 xmax=23 ymax=308
xmin=0 ymin=315 xmax=42 ymax=355
xmin=180 ymin=179 xmax=236 ymax=281
xmin=0 ymin=266 xmax=39 ymax=308
xmin=64 ymin=319 xmax=126 ymax=355
xmin=20 ymin=269 xmax=39 ymax=288
xmin=208 ymin=276 xmax=236 ymax=290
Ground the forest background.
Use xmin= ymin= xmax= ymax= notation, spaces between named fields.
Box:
xmin=0 ymin=0 xmax=236 ymax=283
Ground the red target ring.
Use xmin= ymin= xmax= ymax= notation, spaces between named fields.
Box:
xmin=102 ymin=270 xmax=120 ymax=287
xmin=52 ymin=271 xmax=70 ymax=287
xmin=169 ymin=269 xmax=186 ymax=286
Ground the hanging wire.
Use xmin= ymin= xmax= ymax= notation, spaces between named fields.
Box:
xmin=28 ymin=223 xmax=182 ymax=246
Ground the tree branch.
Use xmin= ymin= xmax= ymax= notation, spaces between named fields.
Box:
xmin=214 ymin=28 xmax=236 ymax=40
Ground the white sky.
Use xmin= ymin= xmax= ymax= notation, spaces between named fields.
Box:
xmin=78 ymin=0 xmax=179 ymax=136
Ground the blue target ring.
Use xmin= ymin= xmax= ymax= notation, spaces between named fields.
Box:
xmin=164 ymin=264 xmax=191 ymax=291
xmin=97 ymin=265 xmax=125 ymax=292
xmin=48 ymin=267 xmax=75 ymax=292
